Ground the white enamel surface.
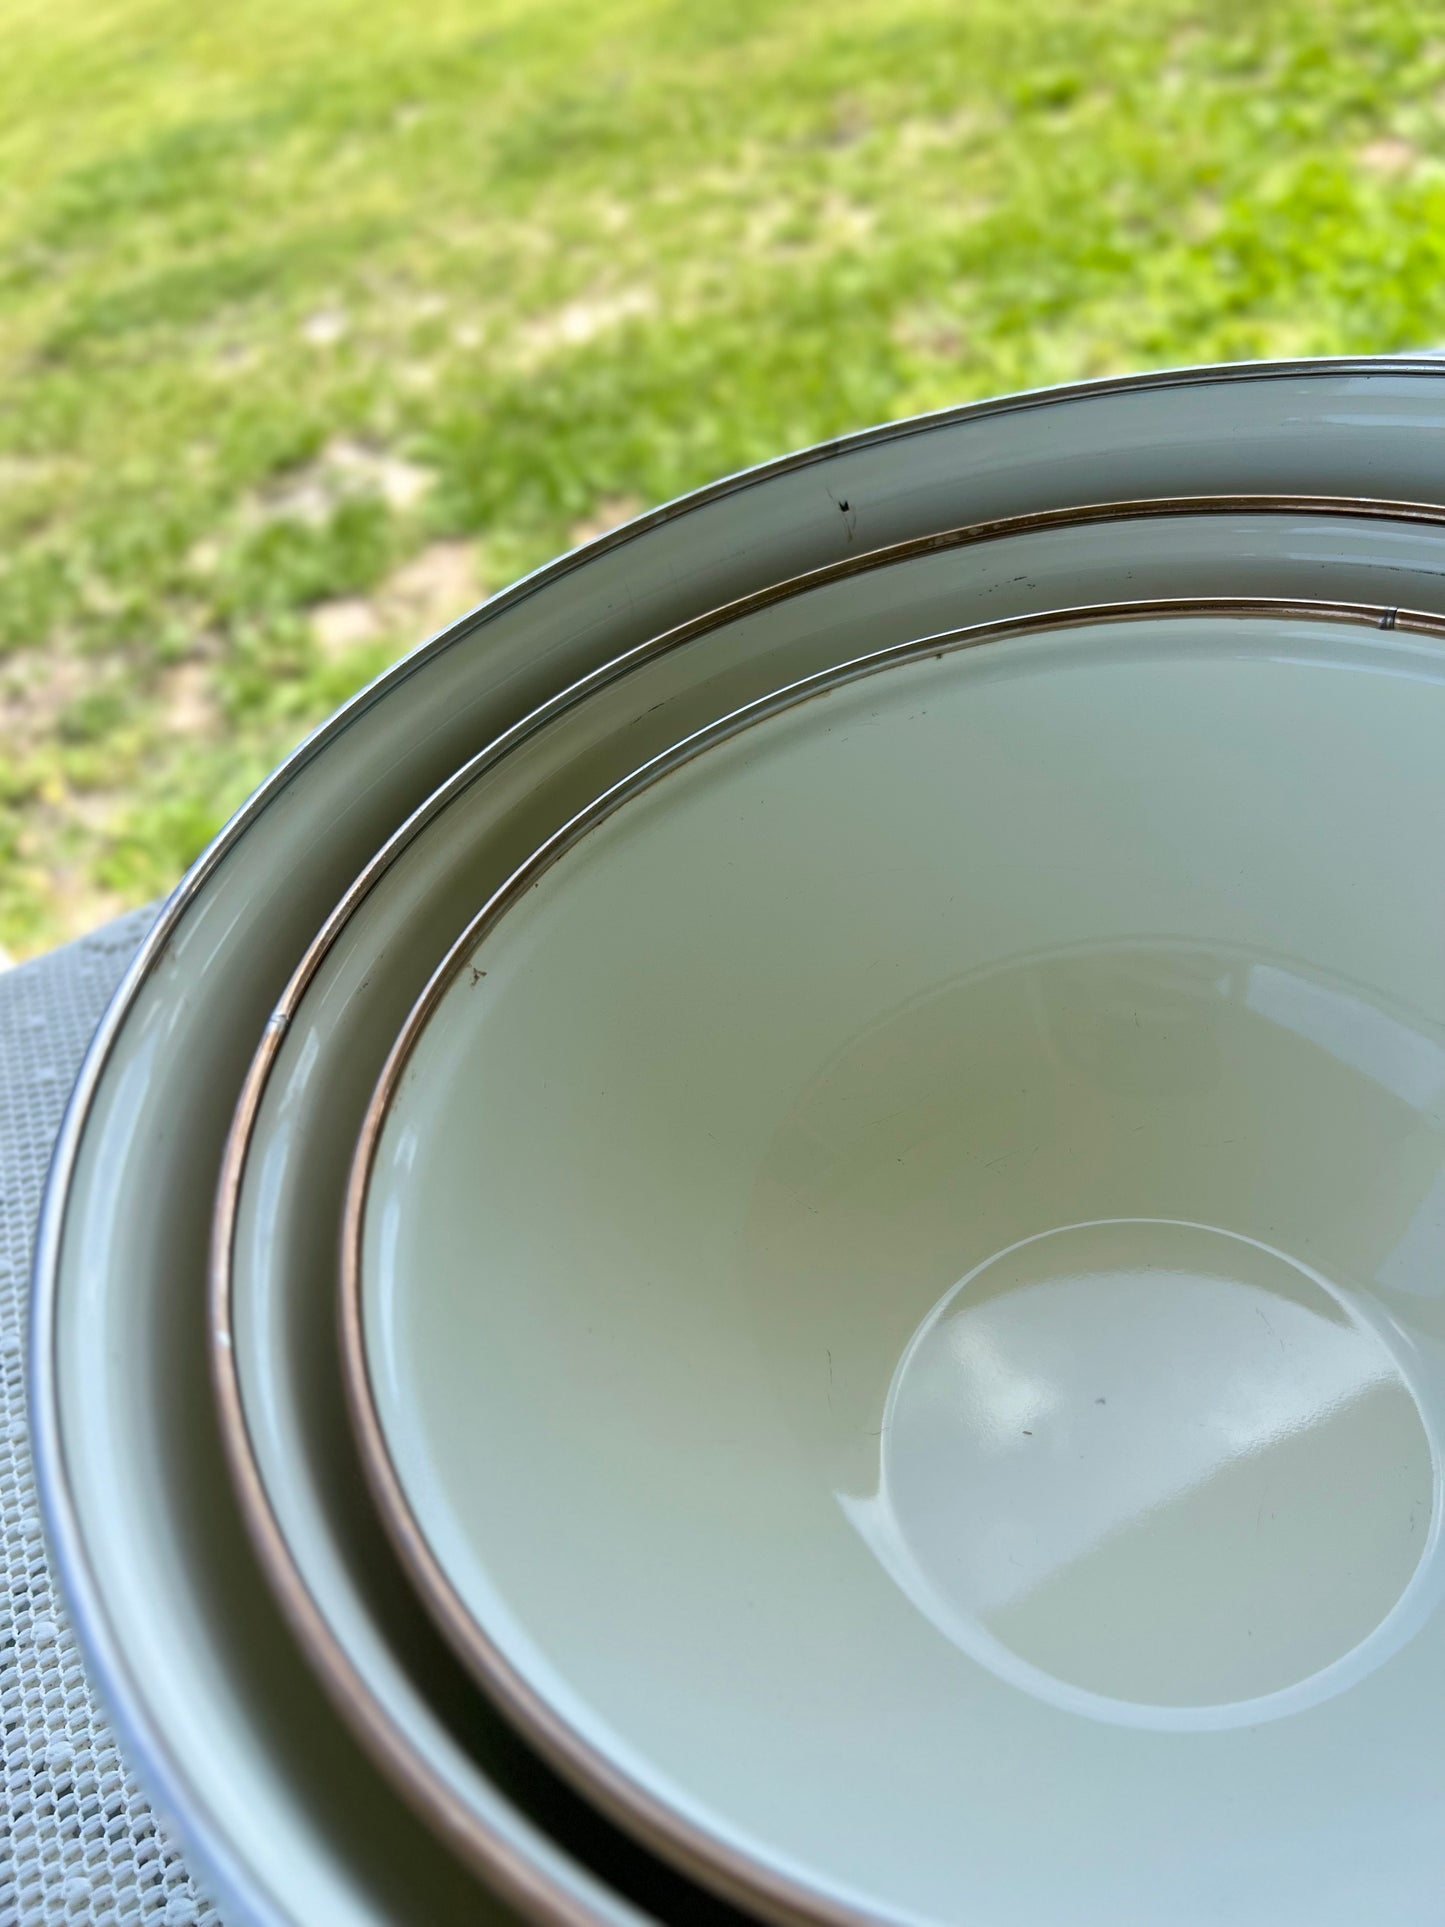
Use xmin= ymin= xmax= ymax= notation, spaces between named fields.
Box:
xmin=241 ymin=504 xmax=1445 ymax=1913
xmin=873 ymin=1219 xmax=1432 ymax=1723
xmin=365 ymin=612 xmax=1445 ymax=1927
xmin=35 ymin=364 xmax=1445 ymax=1927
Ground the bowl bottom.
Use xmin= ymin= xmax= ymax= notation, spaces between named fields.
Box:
xmin=859 ymin=1217 xmax=1435 ymax=1729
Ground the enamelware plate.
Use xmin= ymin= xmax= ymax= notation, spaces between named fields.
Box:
xmin=33 ymin=362 xmax=1445 ymax=1927
xmin=348 ymin=600 xmax=1445 ymax=1927
xmin=218 ymin=497 xmax=1445 ymax=1917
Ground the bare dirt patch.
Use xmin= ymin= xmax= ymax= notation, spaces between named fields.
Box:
xmin=516 ymin=288 xmax=656 ymax=366
xmin=256 ymin=437 xmax=435 ymax=526
xmin=568 ymin=496 xmax=644 ymax=549
xmin=301 ymin=308 xmax=349 ymax=346
xmin=310 ymin=536 xmax=483 ymax=660
xmin=157 ymin=660 xmax=222 ymax=739
xmin=0 ymin=649 xmax=87 ymax=754
xmin=1358 ymin=137 xmax=1419 ymax=176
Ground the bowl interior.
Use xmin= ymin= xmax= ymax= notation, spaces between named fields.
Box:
xmin=236 ymin=507 xmax=1445 ymax=1927
xmin=363 ymin=610 xmax=1445 ymax=1927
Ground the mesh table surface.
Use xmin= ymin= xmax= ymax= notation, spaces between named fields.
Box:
xmin=1 ymin=905 xmax=221 ymax=1927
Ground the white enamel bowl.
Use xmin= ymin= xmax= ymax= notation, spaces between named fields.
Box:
xmin=350 ymin=603 xmax=1445 ymax=1927
xmin=34 ymin=361 xmax=1445 ymax=1927
xmin=217 ymin=501 xmax=1445 ymax=1916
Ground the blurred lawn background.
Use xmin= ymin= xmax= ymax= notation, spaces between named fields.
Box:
xmin=1 ymin=0 xmax=1443 ymax=958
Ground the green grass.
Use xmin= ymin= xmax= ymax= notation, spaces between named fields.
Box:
xmin=1 ymin=0 xmax=1443 ymax=954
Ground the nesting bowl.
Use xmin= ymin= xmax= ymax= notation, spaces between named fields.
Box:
xmin=31 ymin=362 xmax=1445 ymax=1927
xmin=350 ymin=603 xmax=1445 ymax=1927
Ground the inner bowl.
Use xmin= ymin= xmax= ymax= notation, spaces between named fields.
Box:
xmin=355 ymin=606 xmax=1445 ymax=1927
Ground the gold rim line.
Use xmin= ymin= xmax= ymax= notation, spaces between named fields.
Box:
xmin=35 ymin=355 xmax=1445 ymax=1927
xmin=339 ymin=592 xmax=1445 ymax=1927
xmin=212 ymin=492 xmax=1445 ymax=1916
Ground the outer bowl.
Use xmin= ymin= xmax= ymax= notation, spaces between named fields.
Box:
xmin=33 ymin=361 xmax=1445 ymax=1927
xmin=350 ymin=601 xmax=1445 ymax=1927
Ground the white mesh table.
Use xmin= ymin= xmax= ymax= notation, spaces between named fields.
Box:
xmin=1 ymin=906 xmax=220 ymax=1927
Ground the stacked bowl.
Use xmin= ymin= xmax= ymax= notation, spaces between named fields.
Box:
xmin=31 ymin=359 xmax=1445 ymax=1927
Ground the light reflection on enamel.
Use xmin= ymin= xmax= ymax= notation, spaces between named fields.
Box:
xmin=753 ymin=940 xmax=1445 ymax=1729
xmin=1379 ymin=1169 xmax=1445 ymax=1298
xmin=1244 ymin=964 xmax=1445 ymax=1115
xmin=845 ymin=1222 xmax=1439 ymax=1727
